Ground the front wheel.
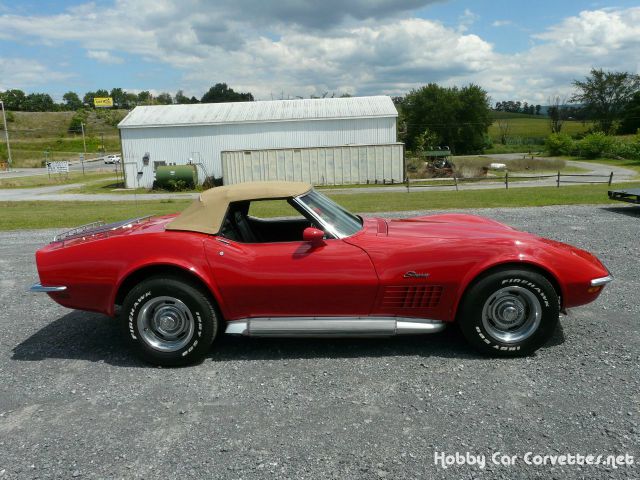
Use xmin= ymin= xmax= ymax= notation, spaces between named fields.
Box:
xmin=458 ymin=269 xmax=559 ymax=356
xmin=121 ymin=277 xmax=218 ymax=366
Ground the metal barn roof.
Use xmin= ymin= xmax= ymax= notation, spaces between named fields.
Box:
xmin=118 ymin=96 xmax=397 ymax=129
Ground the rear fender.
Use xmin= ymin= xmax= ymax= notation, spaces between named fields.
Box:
xmin=109 ymin=256 xmax=226 ymax=318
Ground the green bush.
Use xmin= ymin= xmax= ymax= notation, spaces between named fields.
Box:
xmin=545 ymin=133 xmax=575 ymax=156
xmin=577 ymin=132 xmax=614 ymax=159
xmin=68 ymin=109 xmax=88 ymax=134
xmin=610 ymin=139 xmax=640 ymax=160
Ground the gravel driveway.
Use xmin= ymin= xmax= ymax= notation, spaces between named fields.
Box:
xmin=0 ymin=204 xmax=638 ymax=479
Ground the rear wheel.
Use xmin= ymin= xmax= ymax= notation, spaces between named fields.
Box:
xmin=122 ymin=277 xmax=218 ymax=366
xmin=458 ymin=269 xmax=559 ymax=356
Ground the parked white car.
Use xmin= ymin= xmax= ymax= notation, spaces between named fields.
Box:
xmin=105 ymin=155 xmax=121 ymax=164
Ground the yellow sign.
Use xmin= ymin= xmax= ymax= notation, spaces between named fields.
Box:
xmin=94 ymin=97 xmax=113 ymax=108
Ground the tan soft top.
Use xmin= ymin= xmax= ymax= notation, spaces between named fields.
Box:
xmin=166 ymin=181 xmax=312 ymax=235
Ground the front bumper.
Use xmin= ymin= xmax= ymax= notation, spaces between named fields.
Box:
xmin=30 ymin=283 xmax=67 ymax=293
xmin=590 ymin=275 xmax=613 ymax=287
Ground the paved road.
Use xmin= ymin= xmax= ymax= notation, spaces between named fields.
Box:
xmin=0 ymin=204 xmax=638 ymax=479
xmin=0 ymin=157 xmax=119 ymax=180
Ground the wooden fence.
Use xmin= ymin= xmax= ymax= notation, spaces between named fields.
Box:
xmin=406 ymin=171 xmax=614 ymax=192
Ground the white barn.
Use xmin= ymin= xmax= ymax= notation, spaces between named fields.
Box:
xmin=117 ymin=96 xmax=398 ymax=188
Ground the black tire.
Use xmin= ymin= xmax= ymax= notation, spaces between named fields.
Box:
xmin=458 ymin=269 xmax=559 ymax=356
xmin=121 ymin=277 xmax=218 ymax=366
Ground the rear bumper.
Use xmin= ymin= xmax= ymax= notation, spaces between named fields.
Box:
xmin=30 ymin=283 xmax=67 ymax=293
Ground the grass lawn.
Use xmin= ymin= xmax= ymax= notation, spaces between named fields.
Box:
xmin=488 ymin=117 xmax=591 ymax=140
xmin=3 ymin=182 xmax=638 ymax=231
xmin=2 ymin=110 xmax=126 ymax=167
xmin=60 ymin=177 xmax=133 ymax=194
xmin=0 ymin=172 xmax=117 ymax=189
xmin=571 ymin=157 xmax=640 ymax=175
xmin=0 ymin=199 xmax=190 ymax=231
xmin=485 ymin=114 xmax=593 ymax=154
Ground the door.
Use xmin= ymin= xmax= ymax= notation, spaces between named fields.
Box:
xmin=204 ymin=237 xmax=379 ymax=320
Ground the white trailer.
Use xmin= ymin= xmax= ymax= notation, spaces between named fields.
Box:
xmin=221 ymin=143 xmax=404 ymax=186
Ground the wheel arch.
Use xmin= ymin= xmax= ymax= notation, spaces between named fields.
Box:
xmin=112 ymin=263 xmax=225 ymax=318
xmin=452 ymin=261 xmax=564 ymax=321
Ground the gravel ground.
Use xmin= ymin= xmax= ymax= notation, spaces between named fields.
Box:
xmin=0 ymin=204 xmax=638 ymax=479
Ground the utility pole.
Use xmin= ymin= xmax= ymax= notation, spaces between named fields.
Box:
xmin=80 ymin=122 xmax=87 ymax=175
xmin=0 ymin=100 xmax=13 ymax=170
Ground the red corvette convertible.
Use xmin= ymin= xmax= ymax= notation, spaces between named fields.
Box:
xmin=31 ymin=181 xmax=612 ymax=365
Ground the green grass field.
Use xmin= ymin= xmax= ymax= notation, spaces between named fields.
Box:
xmin=1 ymin=110 xmax=126 ymax=167
xmin=2 ymin=182 xmax=638 ymax=231
xmin=487 ymin=114 xmax=592 ymax=145
xmin=0 ymin=172 xmax=117 ymax=189
xmin=568 ymin=157 xmax=640 ymax=175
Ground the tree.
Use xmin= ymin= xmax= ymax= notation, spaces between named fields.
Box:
xmin=23 ymin=93 xmax=56 ymax=111
xmin=137 ymin=91 xmax=152 ymax=105
xmin=535 ymin=104 xmax=541 ymax=115
xmin=619 ymin=91 xmax=640 ymax=135
xmin=414 ymin=128 xmax=439 ymax=154
xmin=402 ymin=83 xmax=492 ymax=154
xmin=175 ymin=90 xmax=190 ymax=104
xmin=124 ymin=92 xmax=138 ymax=108
xmin=201 ymin=83 xmax=254 ymax=103
xmin=62 ymin=91 xmax=83 ymax=110
xmin=496 ymin=119 xmax=511 ymax=144
xmin=571 ymin=68 xmax=640 ymax=134
xmin=0 ymin=89 xmax=26 ymax=110
xmin=548 ymin=96 xmax=567 ymax=133
xmin=110 ymin=88 xmax=129 ymax=108
xmin=155 ymin=92 xmax=173 ymax=105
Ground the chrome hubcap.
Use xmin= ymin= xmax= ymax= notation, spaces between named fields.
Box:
xmin=481 ymin=286 xmax=541 ymax=344
xmin=137 ymin=296 xmax=194 ymax=352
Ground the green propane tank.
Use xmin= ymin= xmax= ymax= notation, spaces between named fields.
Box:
xmin=155 ymin=164 xmax=198 ymax=189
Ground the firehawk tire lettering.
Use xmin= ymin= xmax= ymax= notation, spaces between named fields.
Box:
xmin=128 ymin=291 xmax=152 ymax=340
xmin=121 ymin=277 xmax=218 ymax=366
xmin=501 ymin=278 xmax=550 ymax=306
xmin=460 ymin=269 xmax=559 ymax=357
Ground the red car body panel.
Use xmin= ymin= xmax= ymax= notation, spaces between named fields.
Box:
xmin=203 ymin=237 xmax=378 ymax=320
xmin=35 ymin=212 xmax=610 ymax=323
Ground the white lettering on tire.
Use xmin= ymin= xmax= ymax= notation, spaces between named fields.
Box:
xmin=475 ymin=326 xmax=521 ymax=351
xmin=128 ymin=291 xmax=151 ymax=339
xmin=501 ymin=278 xmax=550 ymax=307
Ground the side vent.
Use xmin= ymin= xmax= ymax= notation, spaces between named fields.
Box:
xmin=383 ymin=285 xmax=443 ymax=309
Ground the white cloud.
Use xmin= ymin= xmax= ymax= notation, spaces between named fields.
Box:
xmin=458 ymin=8 xmax=479 ymax=32
xmin=0 ymin=3 xmax=639 ymax=104
xmin=491 ymin=20 xmax=512 ymax=27
xmin=86 ymin=50 xmax=124 ymax=64
xmin=0 ymin=57 xmax=71 ymax=90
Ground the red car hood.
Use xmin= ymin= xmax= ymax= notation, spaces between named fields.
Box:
xmin=381 ymin=214 xmax=528 ymax=240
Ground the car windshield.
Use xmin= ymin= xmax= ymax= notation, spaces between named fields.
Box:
xmin=296 ymin=189 xmax=363 ymax=238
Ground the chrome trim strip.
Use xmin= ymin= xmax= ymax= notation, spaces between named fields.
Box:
xmin=396 ymin=319 xmax=446 ymax=334
xmin=54 ymin=215 xmax=152 ymax=243
xmin=30 ymin=283 xmax=67 ymax=293
xmin=224 ymin=316 xmax=446 ymax=337
xmin=225 ymin=321 xmax=248 ymax=335
xmin=590 ymin=275 xmax=613 ymax=287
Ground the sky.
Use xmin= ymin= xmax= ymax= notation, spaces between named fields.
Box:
xmin=0 ymin=0 xmax=639 ymax=105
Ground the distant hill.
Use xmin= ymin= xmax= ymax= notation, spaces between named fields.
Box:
xmin=2 ymin=109 xmax=129 ymax=167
